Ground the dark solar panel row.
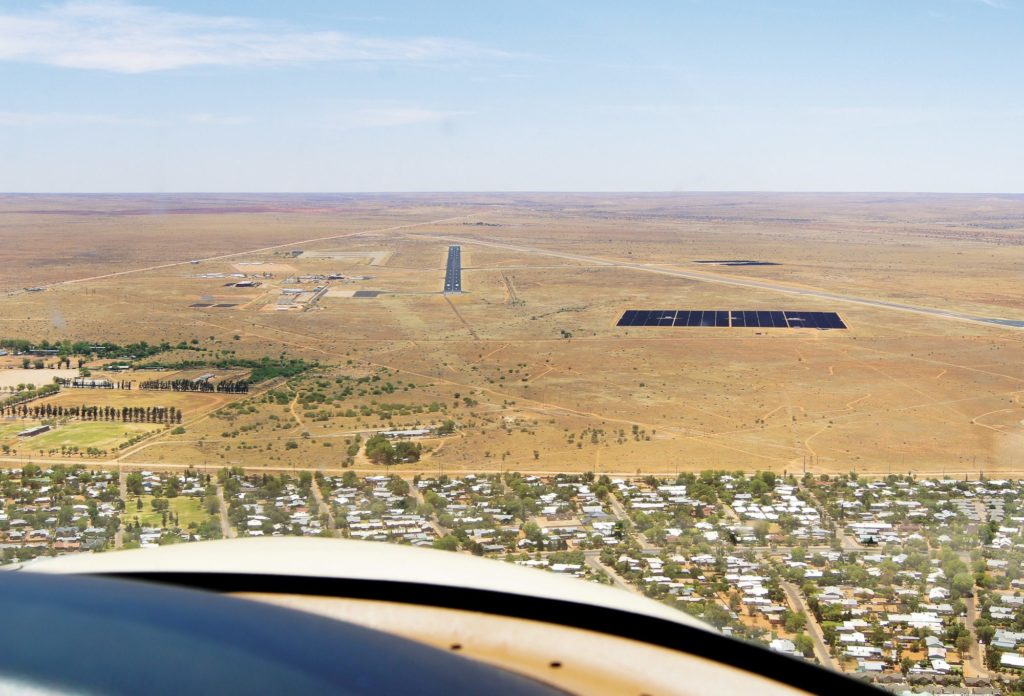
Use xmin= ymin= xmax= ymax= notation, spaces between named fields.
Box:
xmin=617 ymin=310 xmax=846 ymax=329
xmin=784 ymin=311 xmax=846 ymax=329
xmin=731 ymin=310 xmax=788 ymax=328
xmin=649 ymin=310 xmax=676 ymax=326
xmin=617 ymin=310 xmax=641 ymax=326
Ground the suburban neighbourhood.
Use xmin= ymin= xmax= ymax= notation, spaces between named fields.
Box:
xmin=4 ymin=465 xmax=1024 ymax=692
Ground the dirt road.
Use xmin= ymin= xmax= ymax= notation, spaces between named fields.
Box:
xmin=216 ymin=484 xmax=235 ymax=538
xmin=115 ymin=467 xmax=126 ymax=549
xmin=964 ymin=595 xmax=991 ymax=678
xmin=310 ymin=477 xmax=337 ymax=536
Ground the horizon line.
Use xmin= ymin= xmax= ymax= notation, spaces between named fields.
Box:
xmin=1 ymin=190 xmax=1023 ymax=196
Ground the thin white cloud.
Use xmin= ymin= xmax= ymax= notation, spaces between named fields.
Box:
xmin=0 ymin=110 xmax=159 ymax=126
xmin=0 ymin=1 xmax=503 ymax=74
xmin=0 ymin=106 xmax=465 ymax=129
xmin=338 ymin=107 xmax=469 ymax=129
xmin=948 ymin=0 xmax=1009 ymax=7
xmin=184 ymin=113 xmax=250 ymax=126
xmin=0 ymin=110 xmax=255 ymax=127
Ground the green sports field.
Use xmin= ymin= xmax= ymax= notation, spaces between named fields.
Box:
xmin=124 ymin=494 xmax=218 ymax=529
xmin=5 ymin=421 xmax=160 ymax=451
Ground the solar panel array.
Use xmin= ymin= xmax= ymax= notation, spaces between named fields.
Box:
xmin=617 ymin=310 xmax=846 ymax=329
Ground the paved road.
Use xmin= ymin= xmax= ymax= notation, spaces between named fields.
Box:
xmin=418 ymin=234 xmax=1024 ymax=330
xmin=607 ymin=492 xmax=656 ymax=550
xmin=781 ymin=581 xmax=838 ymax=670
xmin=584 ymin=550 xmax=641 ymax=594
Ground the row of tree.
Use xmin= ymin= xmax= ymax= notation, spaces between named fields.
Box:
xmin=211 ymin=379 xmax=249 ymax=393
xmin=140 ymin=357 xmax=314 ymax=383
xmin=25 ymin=357 xmax=86 ymax=370
xmin=138 ymin=378 xmax=249 ymax=393
xmin=0 ymin=338 xmax=177 ymax=359
xmin=55 ymin=378 xmax=131 ymax=389
xmin=0 ymin=403 xmax=183 ymax=424
xmin=0 ymin=383 xmax=60 ymax=409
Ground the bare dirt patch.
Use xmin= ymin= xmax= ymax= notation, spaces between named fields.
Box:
xmin=0 ymin=368 xmax=77 ymax=390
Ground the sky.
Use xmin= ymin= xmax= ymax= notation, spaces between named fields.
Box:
xmin=0 ymin=0 xmax=1021 ymax=192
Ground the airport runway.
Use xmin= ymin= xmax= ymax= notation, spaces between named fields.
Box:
xmin=418 ymin=234 xmax=1024 ymax=330
xmin=443 ymin=245 xmax=462 ymax=293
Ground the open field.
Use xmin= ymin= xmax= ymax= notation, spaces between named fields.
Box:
xmin=42 ymin=388 xmax=233 ymax=420
xmin=1 ymin=193 xmax=1023 ymax=474
xmin=126 ymin=494 xmax=217 ymax=529
xmin=297 ymin=250 xmax=392 ymax=265
xmin=0 ymin=422 xmax=28 ymax=439
xmin=2 ymin=421 xmax=159 ymax=452
xmin=0 ymin=368 xmax=77 ymax=389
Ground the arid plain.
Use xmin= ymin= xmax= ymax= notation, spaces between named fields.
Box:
xmin=1 ymin=193 xmax=1023 ymax=477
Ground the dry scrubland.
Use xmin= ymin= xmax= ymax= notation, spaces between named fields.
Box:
xmin=1 ymin=193 xmax=1023 ymax=476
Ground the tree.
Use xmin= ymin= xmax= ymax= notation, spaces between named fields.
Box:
xmin=364 ymin=434 xmax=395 ymax=464
xmin=753 ymin=520 xmax=770 ymax=544
xmin=784 ymin=610 xmax=807 ymax=634
xmin=126 ymin=472 xmax=144 ymax=496
xmin=794 ymin=633 xmax=815 ymax=658
xmin=432 ymin=535 xmax=459 ymax=552
xmin=387 ymin=477 xmax=410 ymax=497
xmin=952 ymin=571 xmax=975 ymax=599
xmin=975 ymin=619 xmax=995 ymax=644
xmin=702 ymin=602 xmax=731 ymax=629
xmin=900 ymin=656 xmax=914 ymax=676
xmin=393 ymin=441 xmax=422 ymax=463
xmin=522 ymin=521 xmax=544 ymax=545
xmin=985 ymin=645 xmax=1000 ymax=670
